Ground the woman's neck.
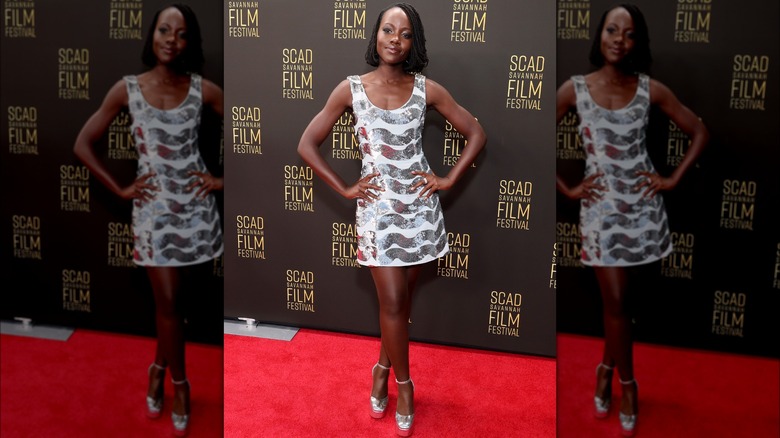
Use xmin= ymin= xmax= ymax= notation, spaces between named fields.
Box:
xmin=150 ymin=65 xmax=187 ymax=84
xmin=598 ymin=64 xmax=634 ymax=85
xmin=372 ymin=63 xmax=411 ymax=82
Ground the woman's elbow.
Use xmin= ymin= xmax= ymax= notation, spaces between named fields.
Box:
xmin=296 ymin=142 xmax=308 ymax=158
xmin=73 ymin=141 xmax=87 ymax=161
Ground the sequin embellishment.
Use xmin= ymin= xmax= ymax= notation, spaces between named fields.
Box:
xmin=348 ymin=74 xmax=448 ymax=266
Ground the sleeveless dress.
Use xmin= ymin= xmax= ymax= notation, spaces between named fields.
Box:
xmin=125 ymin=74 xmax=223 ymax=267
xmin=348 ymin=74 xmax=449 ymax=267
xmin=572 ymin=74 xmax=672 ymax=266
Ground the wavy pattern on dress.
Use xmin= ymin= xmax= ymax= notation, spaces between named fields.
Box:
xmin=573 ymin=74 xmax=671 ymax=267
xmin=126 ymin=74 xmax=223 ymax=267
xmin=349 ymin=74 xmax=448 ymax=266
xmin=153 ymin=206 xmax=220 ymax=228
xmin=159 ymin=242 xmax=224 ymax=264
xmin=603 ymin=228 xmax=672 ymax=264
xmin=601 ymin=208 xmax=667 ymax=231
xmin=370 ymin=220 xmax=447 ymax=265
xmin=376 ymin=208 xmax=443 ymax=232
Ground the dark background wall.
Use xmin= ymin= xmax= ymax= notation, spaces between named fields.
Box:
xmin=5 ymin=0 xmax=774 ymax=359
xmin=555 ymin=0 xmax=780 ymax=358
xmin=223 ymin=0 xmax=558 ymax=356
xmin=1 ymin=0 xmax=224 ymax=345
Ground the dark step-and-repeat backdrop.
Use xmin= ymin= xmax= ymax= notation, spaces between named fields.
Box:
xmin=3 ymin=1 xmax=777 ymax=359
xmin=555 ymin=0 xmax=779 ymax=358
xmin=1 ymin=1 xmax=224 ymax=344
xmin=222 ymin=0 xmax=558 ymax=356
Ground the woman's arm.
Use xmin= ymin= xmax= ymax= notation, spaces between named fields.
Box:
xmin=73 ymin=79 xmax=146 ymax=200
xmin=555 ymin=79 xmax=603 ymax=202
xmin=202 ymin=78 xmax=224 ymax=119
xmin=297 ymin=80 xmax=381 ymax=201
xmin=642 ymin=78 xmax=709 ymax=194
xmin=190 ymin=78 xmax=225 ymax=197
xmin=556 ymin=79 xmax=576 ymax=125
xmin=424 ymin=78 xmax=486 ymax=194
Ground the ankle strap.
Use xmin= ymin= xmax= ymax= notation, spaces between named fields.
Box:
xmin=619 ymin=378 xmax=636 ymax=385
xmin=395 ymin=377 xmax=413 ymax=385
xmin=172 ymin=378 xmax=189 ymax=385
xmin=150 ymin=363 xmax=166 ymax=370
xmin=597 ymin=363 xmax=613 ymax=370
xmin=375 ymin=362 xmax=390 ymax=370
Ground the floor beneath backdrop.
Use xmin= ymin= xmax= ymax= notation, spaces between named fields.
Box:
xmin=3 ymin=323 xmax=776 ymax=437
xmin=556 ymin=333 xmax=779 ymax=438
xmin=224 ymin=328 xmax=557 ymax=437
xmin=1 ymin=326 xmax=223 ymax=438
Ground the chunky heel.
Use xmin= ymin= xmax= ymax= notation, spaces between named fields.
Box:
xmin=369 ymin=363 xmax=390 ymax=419
xmin=594 ymin=363 xmax=613 ymax=418
xmin=146 ymin=363 xmax=166 ymax=419
xmin=618 ymin=378 xmax=638 ymax=437
xmin=171 ymin=378 xmax=190 ymax=437
xmin=395 ymin=377 xmax=415 ymax=437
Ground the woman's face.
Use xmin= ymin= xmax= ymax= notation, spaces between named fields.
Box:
xmin=153 ymin=7 xmax=188 ymax=65
xmin=376 ymin=7 xmax=413 ymax=66
xmin=599 ymin=7 xmax=635 ymax=66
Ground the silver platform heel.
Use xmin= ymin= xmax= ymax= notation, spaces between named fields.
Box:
xmin=594 ymin=363 xmax=613 ymax=418
xmin=619 ymin=378 xmax=638 ymax=437
xmin=171 ymin=378 xmax=190 ymax=437
xmin=146 ymin=363 xmax=165 ymax=419
xmin=395 ymin=377 xmax=414 ymax=437
xmin=370 ymin=363 xmax=390 ymax=418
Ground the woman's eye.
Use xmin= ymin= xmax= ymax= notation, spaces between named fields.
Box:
xmin=402 ymin=33 xmax=412 ymax=39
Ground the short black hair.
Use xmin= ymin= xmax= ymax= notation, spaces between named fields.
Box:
xmin=589 ymin=3 xmax=652 ymax=74
xmin=142 ymin=3 xmax=204 ymax=74
xmin=365 ymin=3 xmax=428 ymax=73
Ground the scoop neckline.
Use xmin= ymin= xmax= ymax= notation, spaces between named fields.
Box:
xmin=581 ymin=74 xmax=641 ymax=112
xmin=133 ymin=75 xmax=193 ymax=112
xmin=357 ymin=74 xmax=416 ymax=112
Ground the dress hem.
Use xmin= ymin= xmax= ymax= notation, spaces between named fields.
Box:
xmin=580 ymin=245 xmax=673 ymax=267
xmin=357 ymin=245 xmax=449 ymax=268
xmin=133 ymin=247 xmax=224 ymax=268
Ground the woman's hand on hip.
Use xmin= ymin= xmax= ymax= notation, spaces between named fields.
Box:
xmin=188 ymin=171 xmax=223 ymax=198
xmin=571 ymin=172 xmax=605 ymax=201
xmin=346 ymin=172 xmax=382 ymax=202
xmin=412 ymin=171 xmax=450 ymax=199
xmin=121 ymin=172 xmax=158 ymax=202
xmin=636 ymin=171 xmax=672 ymax=198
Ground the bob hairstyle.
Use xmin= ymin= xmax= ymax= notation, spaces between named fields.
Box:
xmin=365 ymin=3 xmax=428 ymax=73
xmin=589 ymin=3 xmax=652 ymax=74
xmin=142 ymin=3 xmax=204 ymax=74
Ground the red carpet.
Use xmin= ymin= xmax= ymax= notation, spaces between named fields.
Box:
xmin=1 ymin=330 xmax=223 ymax=438
xmin=224 ymin=329 xmax=557 ymax=437
xmin=557 ymin=333 xmax=780 ymax=438
xmin=7 ymin=328 xmax=769 ymax=437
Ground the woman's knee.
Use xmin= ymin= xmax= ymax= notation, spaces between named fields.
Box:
xmin=148 ymin=267 xmax=181 ymax=317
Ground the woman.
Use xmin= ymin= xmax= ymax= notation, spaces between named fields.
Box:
xmin=556 ymin=4 xmax=708 ymax=436
xmin=298 ymin=3 xmax=486 ymax=436
xmin=73 ymin=4 xmax=223 ymax=436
